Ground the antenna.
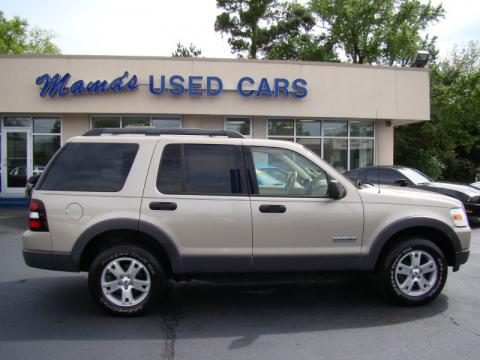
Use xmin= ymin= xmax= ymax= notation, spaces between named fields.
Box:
xmin=376 ymin=109 xmax=381 ymax=194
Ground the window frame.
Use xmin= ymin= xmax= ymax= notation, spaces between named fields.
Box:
xmin=90 ymin=115 xmax=183 ymax=129
xmin=266 ymin=118 xmax=375 ymax=171
xmin=246 ymin=145 xmax=333 ymax=199
xmin=156 ymin=143 xmax=249 ymax=197
xmin=224 ymin=116 xmax=252 ymax=138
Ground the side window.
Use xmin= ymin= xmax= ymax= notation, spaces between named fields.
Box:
xmin=157 ymin=144 xmax=246 ymax=195
xmin=250 ymin=146 xmax=329 ymax=197
xmin=39 ymin=143 xmax=139 ymax=192
xmin=365 ymin=169 xmax=396 ymax=184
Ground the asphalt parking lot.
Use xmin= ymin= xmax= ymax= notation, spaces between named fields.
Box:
xmin=0 ymin=207 xmax=479 ymax=360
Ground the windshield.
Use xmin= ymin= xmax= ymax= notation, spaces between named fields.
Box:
xmin=398 ymin=168 xmax=431 ymax=185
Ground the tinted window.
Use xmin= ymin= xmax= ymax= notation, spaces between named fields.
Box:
xmin=157 ymin=144 xmax=246 ymax=195
xmin=40 ymin=143 xmax=138 ymax=192
xmin=365 ymin=169 xmax=397 ymax=184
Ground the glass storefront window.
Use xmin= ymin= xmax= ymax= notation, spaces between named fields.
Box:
xmin=4 ymin=117 xmax=31 ymax=127
xmin=323 ymin=138 xmax=348 ymax=172
xmin=268 ymin=119 xmax=294 ymax=136
xmin=323 ymin=120 xmax=348 ymax=137
xmin=350 ymin=139 xmax=374 ymax=169
xmin=269 ymin=137 xmax=294 ymax=142
xmin=297 ymin=138 xmax=321 ymax=157
xmin=350 ymin=120 xmax=374 ymax=137
xmin=296 ymin=120 xmax=321 ymax=137
xmin=33 ymin=117 xmax=61 ymax=133
xmin=152 ymin=117 xmax=182 ymax=129
xmin=33 ymin=135 xmax=61 ymax=174
xmin=92 ymin=117 xmax=121 ymax=128
xmin=122 ymin=117 xmax=150 ymax=128
xmin=225 ymin=117 xmax=251 ymax=136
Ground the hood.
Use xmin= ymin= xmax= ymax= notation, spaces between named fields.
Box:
xmin=419 ymin=182 xmax=480 ymax=198
xmin=358 ymin=184 xmax=463 ymax=208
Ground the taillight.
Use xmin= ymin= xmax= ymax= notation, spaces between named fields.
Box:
xmin=29 ymin=199 xmax=49 ymax=232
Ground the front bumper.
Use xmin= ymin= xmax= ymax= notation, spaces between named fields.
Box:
xmin=453 ymin=249 xmax=470 ymax=271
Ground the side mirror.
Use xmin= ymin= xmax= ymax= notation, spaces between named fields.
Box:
xmin=394 ymin=178 xmax=408 ymax=187
xmin=329 ymin=180 xmax=346 ymax=199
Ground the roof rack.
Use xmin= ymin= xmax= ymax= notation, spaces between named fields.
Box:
xmin=83 ymin=128 xmax=244 ymax=138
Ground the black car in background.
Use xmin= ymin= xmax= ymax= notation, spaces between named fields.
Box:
xmin=344 ymin=165 xmax=480 ymax=225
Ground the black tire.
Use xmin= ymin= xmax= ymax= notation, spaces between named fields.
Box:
xmin=88 ymin=244 xmax=166 ymax=316
xmin=378 ymin=238 xmax=448 ymax=305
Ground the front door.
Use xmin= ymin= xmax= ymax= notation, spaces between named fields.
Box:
xmin=2 ymin=129 xmax=32 ymax=194
xmin=247 ymin=145 xmax=364 ymax=272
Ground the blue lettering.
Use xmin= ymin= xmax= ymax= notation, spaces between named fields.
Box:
xmin=149 ymin=75 xmax=166 ymax=95
xmin=188 ymin=76 xmax=203 ymax=96
xmin=85 ymin=80 xmax=108 ymax=94
xmin=108 ymin=71 xmax=128 ymax=93
xmin=274 ymin=78 xmax=289 ymax=97
xmin=256 ymin=78 xmax=272 ymax=97
xmin=207 ymin=76 xmax=223 ymax=96
xmin=292 ymin=78 xmax=307 ymax=99
xmin=70 ymin=80 xmax=85 ymax=95
xmin=169 ymin=75 xmax=185 ymax=96
xmin=36 ymin=73 xmax=70 ymax=97
xmin=237 ymin=76 xmax=255 ymax=97
xmin=126 ymin=74 xmax=138 ymax=91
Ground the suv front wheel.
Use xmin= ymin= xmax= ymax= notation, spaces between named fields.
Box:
xmin=378 ymin=238 xmax=448 ymax=305
xmin=88 ymin=245 xmax=166 ymax=316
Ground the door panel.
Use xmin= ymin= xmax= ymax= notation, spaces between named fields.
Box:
xmin=141 ymin=196 xmax=252 ymax=272
xmin=250 ymin=197 xmax=363 ymax=271
xmin=141 ymin=139 xmax=252 ymax=273
xmin=248 ymin=145 xmax=364 ymax=272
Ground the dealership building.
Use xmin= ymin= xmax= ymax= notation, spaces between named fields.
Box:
xmin=0 ymin=55 xmax=430 ymax=200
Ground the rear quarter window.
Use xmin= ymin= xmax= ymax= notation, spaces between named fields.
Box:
xmin=39 ymin=143 xmax=139 ymax=192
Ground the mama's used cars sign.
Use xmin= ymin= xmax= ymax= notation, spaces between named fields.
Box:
xmin=35 ymin=72 xmax=308 ymax=99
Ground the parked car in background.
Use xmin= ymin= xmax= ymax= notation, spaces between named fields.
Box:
xmin=344 ymin=166 xmax=480 ymax=225
xmin=471 ymin=182 xmax=480 ymax=190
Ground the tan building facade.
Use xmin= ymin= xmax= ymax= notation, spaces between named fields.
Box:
xmin=0 ymin=55 xmax=430 ymax=198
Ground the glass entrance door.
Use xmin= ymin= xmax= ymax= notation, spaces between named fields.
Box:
xmin=2 ymin=129 xmax=32 ymax=194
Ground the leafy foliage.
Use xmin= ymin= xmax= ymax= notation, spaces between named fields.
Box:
xmin=310 ymin=0 xmax=444 ymax=65
xmin=0 ymin=11 xmax=60 ymax=54
xmin=215 ymin=0 xmax=316 ymax=59
xmin=171 ymin=42 xmax=202 ymax=57
xmin=395 ymin=42 xmax=480 ymax=182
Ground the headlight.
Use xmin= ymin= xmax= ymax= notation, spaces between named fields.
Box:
xmin=450 ymin=208 xmax=469 ymax=227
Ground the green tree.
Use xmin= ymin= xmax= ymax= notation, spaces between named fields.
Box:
xmin=214 ymin=0 xmax=316 ymax=59
xmin=310 ymin=0 xmax=444 ymax=65
xmin=266 ymin=33 xmax=338 ymax=61
xmin=171 ymin=42 xmax=202 ymax=57
xmin=395 ymin=41 xmax=480 ymax=182
xmin=0 ymin=11 xmax=60 ymax=54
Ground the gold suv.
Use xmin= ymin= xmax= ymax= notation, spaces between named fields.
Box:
xmin=23 ymin=128 xmax=471 ymax=316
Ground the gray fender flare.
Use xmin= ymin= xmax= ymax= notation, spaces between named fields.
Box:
xmin=71 ymin=218 xmax=182 ymax=273
xmin=362 ymin=217 xmax=461 ymax=269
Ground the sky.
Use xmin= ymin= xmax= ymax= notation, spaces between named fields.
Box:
xmin=1 ymin=0 xmax=479 ymax=59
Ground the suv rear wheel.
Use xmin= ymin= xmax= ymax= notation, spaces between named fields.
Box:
xmin=88 ymin=245 xmax=166 ymax=316
xmin=378 ymin=238 xmax=448 ymax=305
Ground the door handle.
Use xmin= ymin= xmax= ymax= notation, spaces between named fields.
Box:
xmin=149 ymin=202 xmax=177 ymax=211
xmin=259 ymin=204 xmax=286 ymax=213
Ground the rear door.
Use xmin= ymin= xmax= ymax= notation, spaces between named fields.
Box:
xmin=141 ymin=139 xmax=252 ymax=273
